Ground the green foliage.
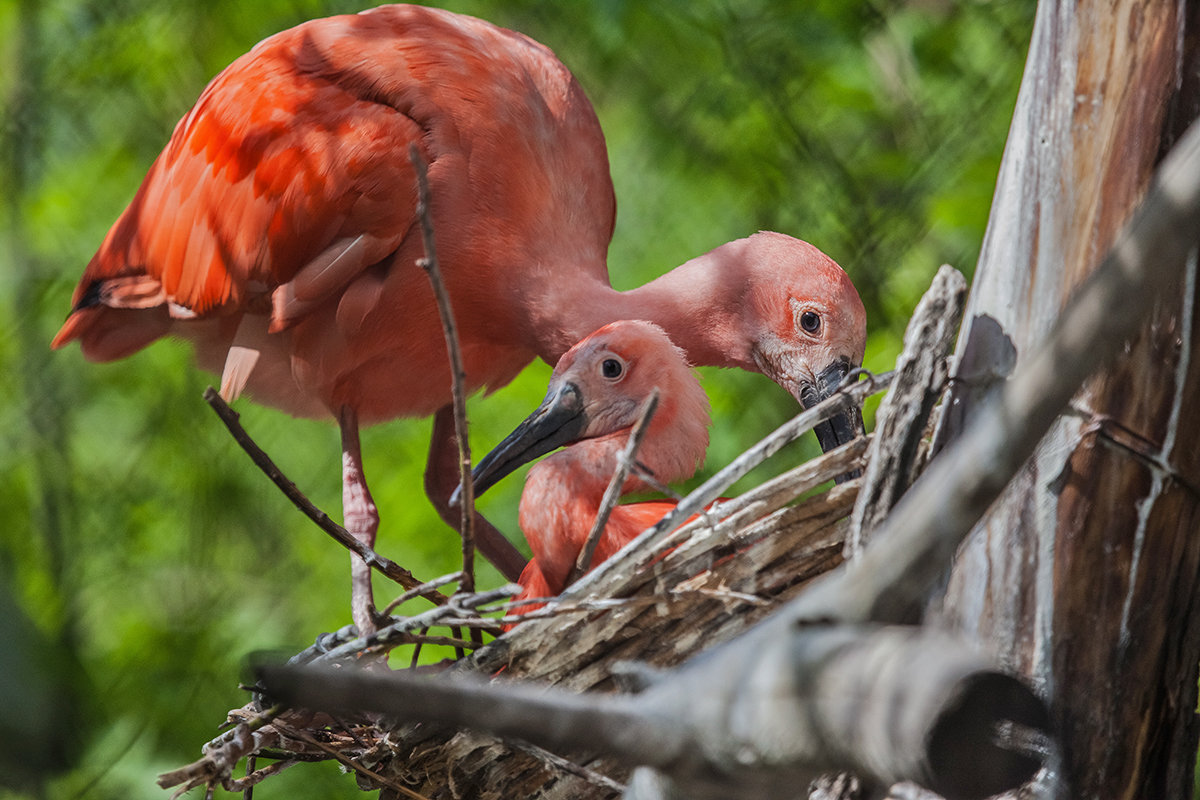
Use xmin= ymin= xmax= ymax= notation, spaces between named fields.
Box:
xmin=0 ymin=0 xmax=1034 ymax=797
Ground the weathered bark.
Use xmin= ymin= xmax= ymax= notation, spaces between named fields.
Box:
xmin=932 ymin=2 xmax=1200 ymax=798
xmin=846 ymin=265 xmax=968 ymax=555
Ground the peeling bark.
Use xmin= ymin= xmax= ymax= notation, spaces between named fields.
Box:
xmin=847 ymin=265 xmax=968 ymax=555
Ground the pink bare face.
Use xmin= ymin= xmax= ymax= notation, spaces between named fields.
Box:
xmin=463 ymin=320 xmax=711 ymax=500
xmin=548 ymin=321 xmax=706 ymax=441
xmin=738 ymin=232 xmax=868 ymax=456
xmin=739 ymin=233 xmax=866 ymax=392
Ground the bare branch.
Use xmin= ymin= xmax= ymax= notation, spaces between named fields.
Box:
xmin=157 ymin=704 xmax=285 ymax=795
xmin=569 ymin=389 xmax=660 ymax=584
xmin=388 ymin=632 xmax=485 ymax=650
xmin=382 ymin=571 xmax=465 ymax=616
xmin=270 ymin=720 xmax=429 ymax=800
xmin=629 ymin=462 xmax=685 ymax=501
xmin=488 ymin=587 xmax=771 ymax=627
xmin=220 ymin=759 xmax=297 ymax=793
xmin=409 ymin=145 xmax=477 ymax=596
xmin=310 ymin=586 xmax=518 ymax=663
xmin=203 ymin=387 xmax=446 ymax=607
xmin=667 ymin=435 xmax=870 ymax=555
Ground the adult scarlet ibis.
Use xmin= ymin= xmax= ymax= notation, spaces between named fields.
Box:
xmin=466 ymin=320 xmax=710 ymax=614
xmin=50 ymin=5 xmax=867 ymax=634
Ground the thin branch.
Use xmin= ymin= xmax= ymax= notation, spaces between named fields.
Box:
xmin=312 ymin=586 xmax=517 ymax=663
xmin=390 ymin=632 xmax=484 ymax=650
xmin=568 ymin=389 xmax=660 ymax=585
xmin=409 ymin=145 xmax=477 ymax=597
xmin=630 ymin=462 xmax=684 ymax=501
xmin=382 ymin=570 xmax=473 ymax=663
xmin=270 ymin=720 xmax=430 ymax=800
xmin=158 ymin=704 xmax=285 ymax=794
xmin=242 ymin=753 xmax=254 ymax=800
xmin=223 ymin=759 xmax=296 ymax=794
xmin=203 ymin=388 xmax=447 ymax=607
xmin=695 ymin=435 xmax=869 ymax=531
xmin=381 ymin=571 xmax=464 ymax=616
xmin=409 ymin=628 xmax=426 ymax=669
xmin=489 ymin=587 xmax=770 ymax=626
xmin=598 ymin=436 xmax=867 ymax=586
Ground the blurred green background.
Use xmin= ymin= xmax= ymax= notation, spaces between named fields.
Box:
xmin=0 ymin=0 xmax=1034 ymax=797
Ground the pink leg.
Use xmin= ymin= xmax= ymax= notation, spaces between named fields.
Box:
xmin=425 ymin=405 xmax=527 ymax=581
xmin=340 ymin=407 xmax=379 ymax=635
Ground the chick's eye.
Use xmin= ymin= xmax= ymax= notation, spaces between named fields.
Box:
xmin=601 ymin=358 xmax=623 ymax=379
xmin=799 ymin=310 xmax=821 ymax=334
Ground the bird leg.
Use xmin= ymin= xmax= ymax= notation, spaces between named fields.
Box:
xmin=425 ymin=405 xmax=527 ymax=581
xmin=339 ymin=407 xmax=380 ymax=635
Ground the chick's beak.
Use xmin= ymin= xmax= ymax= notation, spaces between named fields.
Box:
xmin=797 ymin=359 xmax=864 ymax=481
xmin=450 ymin=382 xmax=588 ymax=506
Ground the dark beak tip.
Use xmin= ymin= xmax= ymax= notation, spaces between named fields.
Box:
xmin=818 ymin=358 xmax=852 ymax=391
xmin=463 ymin=382 xmax=589 ymax=502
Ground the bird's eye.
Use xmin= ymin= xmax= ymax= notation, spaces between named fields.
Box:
xmin=799 ymin=310 xmax=821 ymax=334
xmin=601 ymin=358 xmax=624 ymax=379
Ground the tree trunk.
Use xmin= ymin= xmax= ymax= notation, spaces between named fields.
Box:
xmin=933 ymin=1 xmax=1200 ymax=797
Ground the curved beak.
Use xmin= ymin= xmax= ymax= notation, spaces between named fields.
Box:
xmin=798 ymin=359 xmax=864 ymax=481
xmin=450 ymin=382 xmax=588 ymax=506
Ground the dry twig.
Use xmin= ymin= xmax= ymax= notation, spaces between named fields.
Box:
xmin=220 ymin=759 xmax=296 ymax=794
xmin=568 ymin=389 xmax=660 ymax=584
xmin=270 ymin=720 xmax=428 ymax=800
xmin=409 ymin=145 xmax=477 ymax=596
xmin=158 ymin=704 xmax=285 ymax=796
xmin=382 ymin=571 xmax=465 ymax=616
xmin=311 ymin=586 xmax=519 ymax=663
xmin=203 ymin=388 xmax=446 ymax=606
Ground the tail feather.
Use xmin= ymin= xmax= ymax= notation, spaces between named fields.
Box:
xmin=50 ymin=312 xmax=91 ymax=351
xmin=51 ymin=305 xmax=171 ymax=362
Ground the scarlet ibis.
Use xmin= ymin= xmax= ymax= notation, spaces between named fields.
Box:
xmin=50 ymin=5 xmax=866 ymax=634
xmin=465 ymin=320 xmax=710 ymax=614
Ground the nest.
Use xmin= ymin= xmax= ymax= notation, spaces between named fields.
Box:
xmin=159 ymin=440 xmax=869 ymax=799
xmin=158 ymin=265 xmax=969 ymax=800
